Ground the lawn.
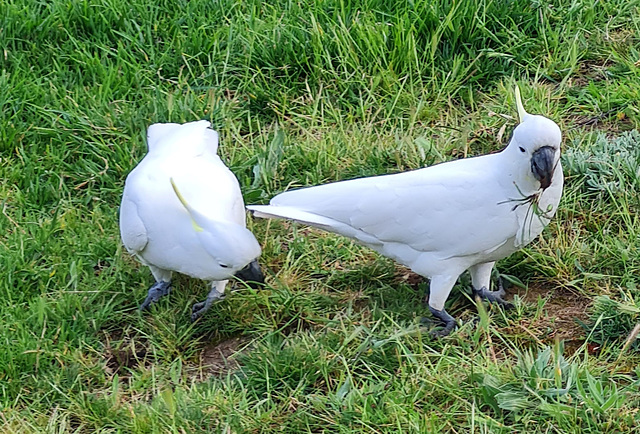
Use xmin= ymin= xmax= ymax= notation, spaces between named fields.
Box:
xmin=1 ymin=0 xmax=640 ymax=432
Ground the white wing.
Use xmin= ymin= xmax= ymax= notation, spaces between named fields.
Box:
xmin=250 ymin=154 xmax=519 ymax=259
xmin=119 ymin=191 xmax=148 ymax=254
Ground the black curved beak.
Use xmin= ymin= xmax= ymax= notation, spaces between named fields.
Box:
xmin=531 ymin=146 xmax=556 ymax=190
xmin=235 ymin=259 xmax=265 ymax=288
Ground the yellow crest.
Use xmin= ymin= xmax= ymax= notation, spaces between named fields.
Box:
xmin=170 ymin=178 xmax=203 ymax=232
xmin=514 ymin=85 xmax=529 ymax=122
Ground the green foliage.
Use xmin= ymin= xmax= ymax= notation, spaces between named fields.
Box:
xmin=563 ymin=130 xmax=640 ymax=199
xmin=474 ymin=343 xmax=639 ymax=430
xmin=590 ymin=292 xmax=640 ymax=344
xmin=557 ymin=132 xmax=640 ymax=331
xmin=1 ymin=0 xmax=640 ymax=431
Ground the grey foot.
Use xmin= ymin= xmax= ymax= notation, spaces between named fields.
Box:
xmin=140 ymin=281 xmax=171 ymax=311
xmin=472 ymin=279 xmax=513 ymax=309
xmin=427 ymin=306 xmax=457 ymax=337
xmin=190 ymin=291 xmax=225 ymax=322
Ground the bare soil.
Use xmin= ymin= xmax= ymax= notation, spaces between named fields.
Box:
xmin=188 ymin=336 xmax=250 ymax=381
xmin=395 ymin=266 xmax=591 ymax=348
xmin=103 ymin=329 xmax=150 ymax=377
xmin=517 ymin=284 xmax=590 ymax=345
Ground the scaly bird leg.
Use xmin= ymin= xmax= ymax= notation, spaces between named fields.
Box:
xmin=472 ymin=277 xmax=514 ymax=309
xmin=191 ymin=280 xmax=228 ymax=322
xmin=139 ymin=281 xmax=171 ymax=311
xmin=424 ymin=274 xmax=459 ymax=337
xmin=428 ymin=306 xmax=456 ymax=338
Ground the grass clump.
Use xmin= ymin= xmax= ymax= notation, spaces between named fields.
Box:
xmin=1 ymin=0 xmax=640 ymax=431
xmin=563 ymin=130 xmax=640 ymax=198
xmin=474 ymin=342 xmax=640 ymax=431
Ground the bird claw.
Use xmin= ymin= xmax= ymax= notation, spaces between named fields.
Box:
xmin=429 ymin=323 xmax=456 ymax=338
xmin=472 ymin=279 xmax=513 ymax=309
xmin=426 ymin=307 xmax=457 ymax=337
xmin=190 ymin=302 xmax=208 ymax=322
xmin=419 ymin=316 xmax=437 ymax=326
xmin=139 ymin=281 xmax=171 ymax=311
xmin=190 ymin=291 xmax=226 ymax=322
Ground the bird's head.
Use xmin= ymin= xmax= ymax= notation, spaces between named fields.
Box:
xmin=169 ymin=178 xmax=262 ymax=276
xmin=233 ymin=259 xmax=266 ymax=289
xmin=508 ymin=86 xmax=562 ymax=191
xmin=198 ymin=224 xmax=262 ymax=275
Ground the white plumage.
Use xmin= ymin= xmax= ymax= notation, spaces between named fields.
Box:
xmin=248 ymin=89 xmax=563 ymax=335
xmin=120 ymin=120 xmax=263 ymax=320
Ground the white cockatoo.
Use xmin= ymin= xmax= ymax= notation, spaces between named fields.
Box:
xmin=120 ymin=120 xmax=264 ymax=321
xmin=248 ymin=87 xmax=563 ymax=336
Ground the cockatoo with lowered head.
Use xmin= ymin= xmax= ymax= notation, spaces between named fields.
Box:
xmin=120 ymin=120 xmax=264 ymax=321
xmin=248 ymin=87 xmax=563 ymax=336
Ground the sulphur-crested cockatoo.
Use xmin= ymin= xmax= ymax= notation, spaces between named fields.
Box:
xmin=120 ymin=120 xmax=264 ymax=321
xmin=248 ymin=88 xmax=563 ymax=336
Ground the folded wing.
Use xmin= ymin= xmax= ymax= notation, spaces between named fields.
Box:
xmin=250 ymin=156 xmax=518 ymax=259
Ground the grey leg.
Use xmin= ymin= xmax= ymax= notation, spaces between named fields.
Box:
xmin=140 ymin=281 xmax=172 ymax=311
xmin=191 ymin=280 xmax=228 ymax=322
xmin=472 ymin=278 xmax=514 ymax=309
xmin=468 ymin=262 xmax=513 ymax=308
xmin=428 ymin=306 xmax=457 ymax=337
xmin=139 ymin=265 xmax=173 ymax=311
xmin=423 ymin=274 xmax=460 ymax=337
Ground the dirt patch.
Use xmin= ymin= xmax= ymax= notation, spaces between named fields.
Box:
xmin=101 ymin=329 xmax=250 ymax=384
xmin=513 ymin=284 xmax=591 ymax=350
xmin=188 ymin=336 xmax=250 ymax=381
xmin=394 ymin=266 xmax=426 ymax=289
xmin=103 ymin=330 xmax=150 ymax=377
xmin=394 ymin=267 xmax=591 ymax=347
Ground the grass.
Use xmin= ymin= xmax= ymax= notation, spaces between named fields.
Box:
xmin=1 ymin=0 xmax=640 ymax=431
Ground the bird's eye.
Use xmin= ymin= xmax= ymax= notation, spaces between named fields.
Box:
xmin=220 ymin=263 xmax=229 ymax=268
xmin=519 ymin=146 xmax=526 ymax=153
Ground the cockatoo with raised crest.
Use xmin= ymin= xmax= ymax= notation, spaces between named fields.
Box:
xmin=120 ymin=120 xmax=264 ymax=321
xmin=248 ymin=87 xmax=563 ymax=336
